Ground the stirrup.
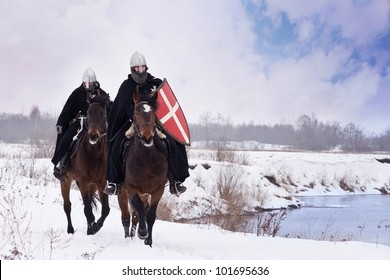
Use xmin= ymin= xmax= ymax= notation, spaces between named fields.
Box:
xmin=169 ymin=181 xmax=187 ymax=197
xmin=104 ymin=182 xmax=120 ymax=195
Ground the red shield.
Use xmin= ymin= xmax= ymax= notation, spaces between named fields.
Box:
xmin=156 ymin=78 xmax=191 ymax=146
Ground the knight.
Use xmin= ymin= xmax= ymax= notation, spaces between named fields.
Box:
xmin=104 ymin=51 xmax=189 ymax=196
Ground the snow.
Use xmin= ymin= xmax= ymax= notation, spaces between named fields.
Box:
xmin=1 ymin=142 xmax=389 ymax=279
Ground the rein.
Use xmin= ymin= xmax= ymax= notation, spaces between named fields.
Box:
xmin=73 ymin=116 xmax=86 ymax=141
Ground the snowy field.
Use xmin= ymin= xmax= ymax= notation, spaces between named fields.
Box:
xmin=1 ymin=142 xmax=389 ymax=278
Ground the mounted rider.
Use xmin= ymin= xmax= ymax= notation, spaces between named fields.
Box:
xmin=104 ymin=51 xmax=189 ymax=196
xmin=52 ymin=68 xmax=111 ymax=181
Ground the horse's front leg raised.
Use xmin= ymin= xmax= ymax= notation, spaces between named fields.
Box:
xmin=144 ymin=204 xmax=157 ymax=247
xmin=81 ymin=193 xmax=97 ymax=235
xmin=130 ymin=195 xmax=148 ymax=239
xmin=96 ymin=184 xmax=110 ymax=231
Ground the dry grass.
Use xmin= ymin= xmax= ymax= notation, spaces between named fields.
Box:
xmin=0 ymin=188 xmax=34 ymax=259
xmin=216 ymin=164 xmax=246 ymax=212
xmin=255 ymin=210 xmax=287 ymax=237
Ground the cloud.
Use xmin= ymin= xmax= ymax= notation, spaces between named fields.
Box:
xmin=1 ymin=0 xmax=390 ymax=133
xmin=252 ymin=48 xmax=378 ymax=124
xmin=246 ymin=0 xmax=390 ymax=131
xmin=0 ymin=0 xmax=255 ymax=117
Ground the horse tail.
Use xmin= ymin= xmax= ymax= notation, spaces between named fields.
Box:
xmin=91 ymin=193 xmax=99 ymax=210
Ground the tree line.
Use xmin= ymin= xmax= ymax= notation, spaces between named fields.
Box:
xmin=0 ymin=106 xmax=57 ymax=144
xmin=1 ymin=107 xmax=390 ymax=152
xmin=190 ymin=112 xmax=390 ymax=152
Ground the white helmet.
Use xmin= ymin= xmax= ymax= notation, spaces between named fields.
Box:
xmin=130 ymin=51 xmax=148 ymax=84
xmin=82 ymin=67 xmax=97 ymax=91
xmin=130 ymin=51 xmax=147 ymax=67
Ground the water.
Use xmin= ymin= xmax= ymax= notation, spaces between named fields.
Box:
xmin=187 ymin=194 xmax=390 ymax=246
xmin=276 ymin=194 xmax=390 ymax=246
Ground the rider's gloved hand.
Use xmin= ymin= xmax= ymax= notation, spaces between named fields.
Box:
xmin=56 ymin=125 xmax=63 ymax=134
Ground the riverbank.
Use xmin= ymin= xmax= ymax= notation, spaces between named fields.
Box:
xmin=160 ymin=148 xmax=390 ymax=222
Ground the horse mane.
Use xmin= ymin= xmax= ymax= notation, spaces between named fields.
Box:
xmin=135 ymin=85 xmax=159 ymax=111
xmin=140 ymin=94 xmax=158 ymax=111
xmin=90 ymin=94 xmax=109 ymax=107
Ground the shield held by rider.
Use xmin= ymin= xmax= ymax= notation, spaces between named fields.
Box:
xmin=155 ymin=78 xmax=191 ymax=146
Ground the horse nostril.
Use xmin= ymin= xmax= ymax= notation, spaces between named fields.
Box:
xmin=142 ymin=137 xmax=154 ymax=147
xmin=88 ymin=129 xmax=100 ymax=145
xmin=89 ymin=136 xmax=98 ymax=145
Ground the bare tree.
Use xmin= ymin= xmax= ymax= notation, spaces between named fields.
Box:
xmin=342 ymin=122 xmax=367 ymax=152
xmin=29 ymin=105 xmax=41 ymax=139
xmin=198 ymin=111 xmax=214 ymax=145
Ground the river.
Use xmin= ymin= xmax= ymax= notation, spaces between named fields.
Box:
xmin=186 ymin=194 xmax=390 ymax=246
xmin=275 ymin=194 xmax=390 ymax=246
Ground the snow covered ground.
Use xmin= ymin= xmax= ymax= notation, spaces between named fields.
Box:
xmin=1 ymin=142 xmax=389 ymax=279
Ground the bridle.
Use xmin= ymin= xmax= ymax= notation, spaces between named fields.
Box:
xmin=85 ymin=102 xmax=107 ymax=144
xmin=133 ymin=101 xmax=156 ymax=140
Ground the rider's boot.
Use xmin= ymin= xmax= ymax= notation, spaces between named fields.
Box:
xmin=168 ymin=170 xmax=187 ymax=197
xmin=104 ymin=182 xmax=122 ymax=195
xmin=53 ymin=153 xmax=70 ymax=182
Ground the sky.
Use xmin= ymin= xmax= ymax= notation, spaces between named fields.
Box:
xmin=1 ymin=0 xmax=390 ymax=133
xmin=1 ymin=142 xmax=390 ymax=278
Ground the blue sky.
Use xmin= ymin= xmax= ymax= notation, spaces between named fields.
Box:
xmin=1 ymin=0 xmax=390 ymax=133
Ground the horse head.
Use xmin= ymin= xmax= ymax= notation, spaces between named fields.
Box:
xmin=86 ymin=94 xmax=109 ymax=145
xmin=133 ymin=86 xmax=158 ymax=147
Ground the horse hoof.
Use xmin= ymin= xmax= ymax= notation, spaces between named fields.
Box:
xmin=137 ymin=229 xmax=149 ymax=240
xmin=67 ymin=226 xmax=75 ymax=234
xmin=87 ymin=222 xmax=102 ymax=235
xmin=144 ymin=239 xmax=152 ymax=247
xmin=93 ymin=222 xmax=102 ymax=232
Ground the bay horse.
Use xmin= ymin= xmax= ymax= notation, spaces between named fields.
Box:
xmin=60 ymin=94 xmax=110 ymax=235
xmin=118 ymin=86 xmax=168 ymax=247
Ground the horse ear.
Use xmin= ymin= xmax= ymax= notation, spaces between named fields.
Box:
xmin=102 ymin=94 xmax=110 ymax=106
xmin=149 ymin=88 xmax=158 ymax=101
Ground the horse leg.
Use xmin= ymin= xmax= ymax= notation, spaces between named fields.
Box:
xmin=61 ymin=180 xmax=74 ymax=234
xmin=130 ymin=209 xmax=139 ymax=238
xmin=130 ymin=195 xmax=148 ymax=239
xmin=80 ymin=190 xmax=96 ymax=235
xmin=144 ymin=203 xmax=157 ymax=247
xmin=90 ymin=194 xmax=109 ymax=234
xmin=95 ymin=182 xmax=110 ymax=231
xmin=144 ymin=189 xmax=163 ymax=247
xmin=118 ymin=189 xmax=130 ymax=238
xmin=130 ymin=193 xmax=148 ymax=238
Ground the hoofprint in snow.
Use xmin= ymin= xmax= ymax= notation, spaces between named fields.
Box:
xmin=0 ymin=141 xmax=389 ymax=260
